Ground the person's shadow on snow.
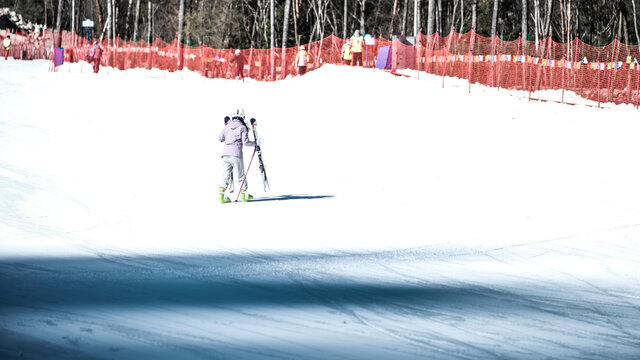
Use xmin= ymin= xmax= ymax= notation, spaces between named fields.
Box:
xmin=251 ymin=194 xmax=334 ymax=202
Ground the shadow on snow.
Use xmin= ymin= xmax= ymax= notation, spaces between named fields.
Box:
xmin=250 ymin=194 xmax=334 ymax=202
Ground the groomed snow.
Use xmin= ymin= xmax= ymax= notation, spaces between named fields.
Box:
xmin=1 ymin=59 xmax=639 ymax=359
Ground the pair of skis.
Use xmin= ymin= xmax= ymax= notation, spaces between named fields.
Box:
xmin=223 ymin=116 xmax=269 ymax=198
xmin=248 ymin=118 xmax=270 ymax=192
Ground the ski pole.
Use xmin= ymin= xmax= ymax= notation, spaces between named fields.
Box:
xmin=235 ymin=148 xmax=257 ymax=202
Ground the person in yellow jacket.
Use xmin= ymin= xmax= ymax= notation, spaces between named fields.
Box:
xmin=294 ymin=45 xmax=310 ymax=75
xmin=341 ymin=38 xmax=352 ymax=65
xmin=350 ymin=30 xmax=364 ymax=66
xmin=3 ymin=35 xmax=11 ymax=60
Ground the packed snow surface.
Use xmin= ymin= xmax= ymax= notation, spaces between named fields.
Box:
xmin=1 ymin=60 xmax=640 ymax=359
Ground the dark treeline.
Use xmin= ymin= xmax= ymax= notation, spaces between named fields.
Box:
xmin=2 ymin=0 xmax=640 ymax=48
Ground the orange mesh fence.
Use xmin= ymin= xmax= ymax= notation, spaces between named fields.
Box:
xmin=407 ymin=31 xmax=640 ymax=107
xmin=3 ymin=28 xmax=639 ymax=107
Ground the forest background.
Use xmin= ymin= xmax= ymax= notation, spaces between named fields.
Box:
xmin=1 ymin=1 xmax=639 ymax=50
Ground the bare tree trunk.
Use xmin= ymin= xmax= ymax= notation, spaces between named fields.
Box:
xmin=534 ymin=0 xmax=540 ymax=50
xmin=522 ymin=0 xmax=527 ymax=40
xmin=112 ymin=0 xmax=116 ymax=64
xmin=271 ymin=0 xmax=275 ymax=79
xmin=575 ymin=0 xmax=580 ymax=40
xmin=146 ymin=0 xmax=151 ymax=42
xmin=281 ymin=0 xmax=292 ymax=77
xmin=125 ymin=0 xmax=133 ymax=38
xmin=413 ymin=0 xmax=420 ymax=36
xmin=95 ymin=0 xmax=103 ymax=34
xmin=293 ymin=0 xmax=299 ymax=46
xmin=471 ymin=0 xmax=477 ymax=32
xmin=133 ymin=0 xmax=141 ymax=41
xmin=177 ymin=0 xmax=185 ymax=69
xmin=402 ymin=0 xmax=409 ymax=35
xmin=101 ymin=4 xmax=109 ymax=40
xmin=390 ymin=0 xmax=398 ymax=36
xmin=71 ymin=0 xmax=75 ymax=46
xmin=147 ymin=0 xmax=151 ymax=42
xmin=567 ymin=0 xmax=572 ymax=57
xmin=359 ymin=0 xmax=366 ymax=34
xmin=491 ymin=0 xmax=499 ymax=38
xmin=427 ymin=0 xmax=435 ymax=35
xmin=470 ymin=0 xmax=477 ymax=52
xmin=450 ymin=0 xmax=458 ymax=38
xmin=632 ymin=0 xmax=640 ymax=45
xmin=436 ymin=0 xmax=442 ymax=35
xmin=113 ymin=0 xmax=117 ymax=41
xmin=459 ymin=0 xmax=464 ymax=34
xmin=55 ymin=0 xmax=63 ymax=47
xmin=447 ymin=0 xmax=458 ymax=51
xmin=343 ymin=0 xmax=347 ymax=38
xmin=282 ymin=0 xmax=291 ymax=68
xmin=44 ymin=0 xmax=47 ymax=28
xmin=543 ymin=0 xmax=552 ymax=38
xmin=559 ymin=0 xmax=564 ymax=45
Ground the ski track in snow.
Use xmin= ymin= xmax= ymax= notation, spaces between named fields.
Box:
xmin=1 ymin=60 xmax=640 ymax=359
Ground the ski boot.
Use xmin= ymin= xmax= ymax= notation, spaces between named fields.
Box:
xmin=220 ymin=188 xmax=231 ymax=203
xmin=241 ymin=190 xmax=254 ymax=202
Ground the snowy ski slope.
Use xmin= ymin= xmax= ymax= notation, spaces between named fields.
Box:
xmin=1 ymin=60 xmax=640 ymax=359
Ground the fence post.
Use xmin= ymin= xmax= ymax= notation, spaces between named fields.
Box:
xmin=607 ymin=36 xmax=618 ymax=104
xmin=636 ymin=64 xmax=640 ymax=109
xmin=597 ymin=62 xmax=601 ymax=108
xmin=528 ymin=56 xmax=533 ymax=101
xmin=561 ymin=56 xmax=565 ymax=104
xmin=441 ymin=34 xmax=447 ymax=88
xmin=467 ymin=29 xmax=474 ymax=94
xmin=516 ymin=33 xmax=521 ymax=90
xmin=468 ymin=49 xmax=472 ymax=94
xmin=331 ymin=34 xmax=335 ymax=65
xmin=490 ymin=32 xmax=497 ymax=88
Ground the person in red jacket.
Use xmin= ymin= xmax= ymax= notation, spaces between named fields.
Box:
xmin=230 ymin=49 xmax=247 ymax=80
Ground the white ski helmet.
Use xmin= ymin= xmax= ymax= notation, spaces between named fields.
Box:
xmin=232 ymin=108 xmax=245 ymax=120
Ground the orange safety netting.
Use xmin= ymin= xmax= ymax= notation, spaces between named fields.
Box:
xmin=2 ymin=28 xmax=639 ymax=108
xmin=404 ymin=31 xmax=640 ymax=107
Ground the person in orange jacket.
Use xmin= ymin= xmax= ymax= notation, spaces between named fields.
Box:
xmin=294 ymin=45 xmax=310 ymax=75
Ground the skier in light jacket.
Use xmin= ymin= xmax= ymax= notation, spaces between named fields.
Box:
xmin=219 ymin=108 xmax=257 ymax=203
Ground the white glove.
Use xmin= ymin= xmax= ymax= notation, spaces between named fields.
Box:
xmin=256 ymin=138 xmax=261 ymax=146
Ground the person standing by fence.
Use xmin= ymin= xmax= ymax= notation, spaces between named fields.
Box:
xmin=230 ymin=49 xmax=247 ymax=81
xmin=294 ymin=46 xmax=310 ymax=75
xmin=341 ymin=38 xmax=352 ymax=65
xmin=350 ymin=30 xmax=364 ymax=66
xmin=3 ymin=35 xmax=11 ymax=60
xmin=88 ymin=41 xmax=103 ymax=73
